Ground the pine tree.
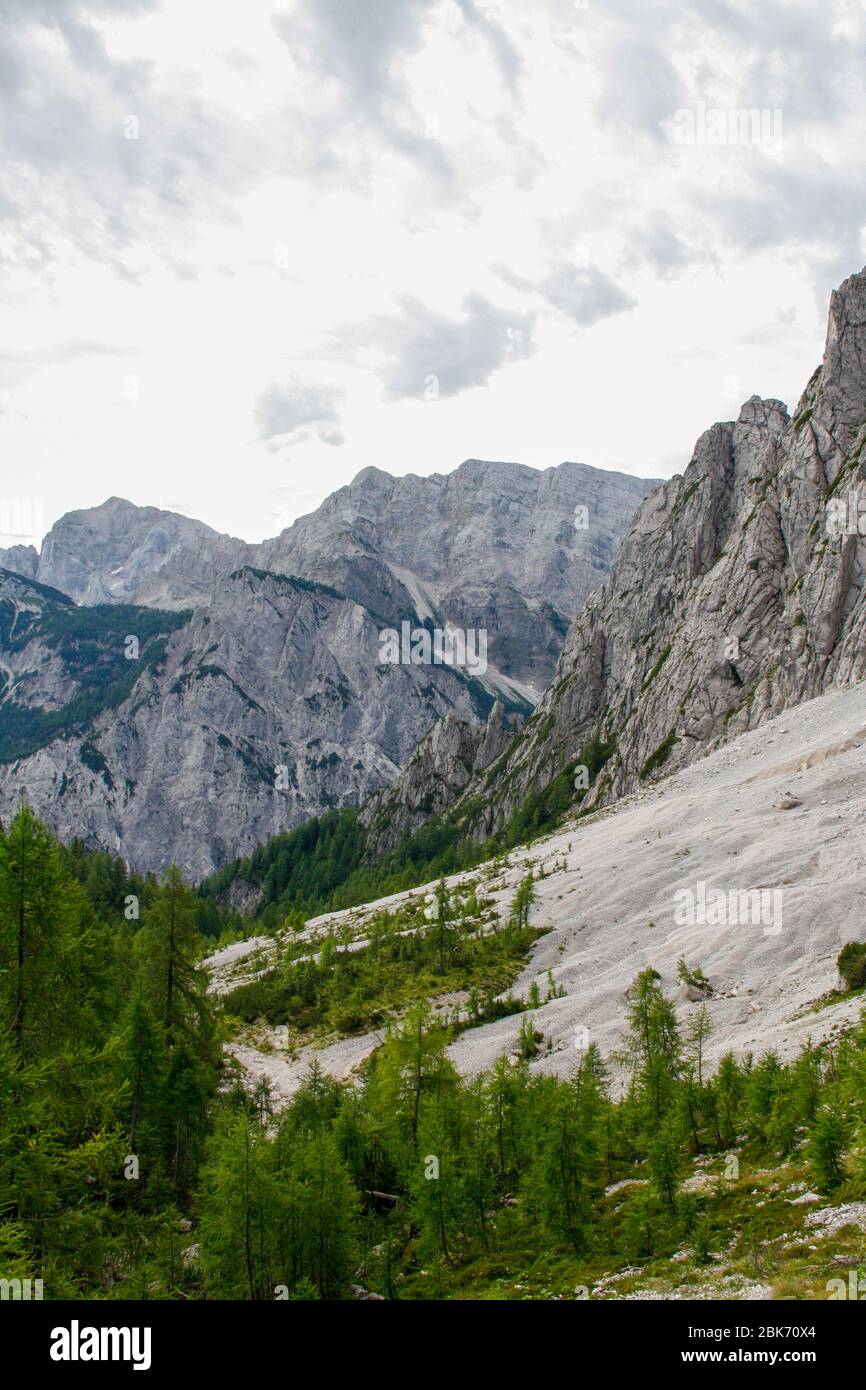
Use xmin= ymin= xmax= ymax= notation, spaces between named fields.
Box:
xmin=0 ymin=803 xmax=93 ymax=1064
xmin=136 ymin=866 xmax=207 ymax=1050
xmin=626 ymin=967 xmax=682 ymax=1125
xmin=112 ymin=990 xmax=168 ymax=1203
xmin=806 ymin=1103 xmax=849 ymax=1192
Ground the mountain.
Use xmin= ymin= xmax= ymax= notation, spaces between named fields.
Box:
xmin=0 ymin=461 xmax=655 ymax=875
xmin=210 ymin=676 xmax=866 ymax=1095
xmin=27 ymin=498 xmax=249 ymax=609
xmin=0 ymin=565 xmax=483 ymax=877
xmin=359 ymin=698 xmax=516 ymax=860
xmin=258 ymin=459 xmax=659 ymax=691
xmin=372 ymin=267 xmax=866 ymax=845
xmin=0 ymin=568 xmax=189 ymax=764
xmin=4 ymin=461 xmax=658 ymax=696
xmin=0 ymin=543 xmax=37 ymax=580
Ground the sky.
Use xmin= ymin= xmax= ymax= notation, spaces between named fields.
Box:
xmin=1 ymin=0 xmax=865 ymax=546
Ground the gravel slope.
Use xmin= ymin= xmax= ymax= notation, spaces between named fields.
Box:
xmin=206 ymin=679 xmax=866 ymax=1105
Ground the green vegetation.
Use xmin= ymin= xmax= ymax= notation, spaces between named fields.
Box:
xmin=0 ymin=596 xmax=190 ymax=761
xmin=222 ymin=876 xmax=545 ymax=1039
xmin=229 ymin=567 xmax=346 ymax=602
xmin=677 ymin=957 xmax=711 ymax=994
xmin=838 ymin=941 xmax=866 ymax=992
xmin=641 ymin=645 xmax=671 ymax=692
xmin=824 ymin=430 xmax=865 ymax=501
xmin=201 ymin=735 xmax=615 ymax=929
xmin=639 ymin=728 xmax=681 ymax=780
xmin=6 ymin=807 xmax=866 ymax=1301
xmin=201 ymin=810 xmax=367 ymax=927
xmin=678 ymin=475 xmax=703 ymax=506
xmin=0 ymin=804 xmax=221 ymax=1297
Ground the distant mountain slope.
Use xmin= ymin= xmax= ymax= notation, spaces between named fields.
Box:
xmin=0 ymin=460 xmax=654 ymax=873
xmin=7 ymin=460 xmax=658 ymax=694
xmin=259 ymin=459 xmax=659 ymax=690
xmin=0 ymin=568 xmax=188 ymax=762
xmin=0 ymin=565 xmax=507 ymax=877
xmin=0 ymin=544 xmax=37 ymax=580
xmin=31 ymin=498 xmax=249 ymax=609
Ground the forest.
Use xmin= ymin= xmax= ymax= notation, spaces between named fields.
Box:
xmin=3 ymin=803 xmax=866 ymax=1301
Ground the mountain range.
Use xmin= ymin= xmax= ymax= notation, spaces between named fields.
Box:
xmin=0 ymin=459 xmax=655 ymax=875
xmin=368 ymin=267 xmax=866 ymax=850
xmin=4 ymin=267 xmax=866 ymax=888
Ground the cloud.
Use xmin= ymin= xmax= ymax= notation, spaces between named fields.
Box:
xmin=0 ymin=0 xmax=262 ymax=277
xmin=684 ymin=0 xmax=865 ymax=127
xmin=272 ymin=0 xmax=523 ymax=182
xmin=626 ymin=214 xmax=694 ymax=278
xmin=539 ymin=264 xmax=636 ymax=326
xmin=493 ymin=261 xmax=636 ymax=327
xmin=689 ymin=151 xmax=866 ymax=303
xmin=593 ymin=27 xmax=686 ymax=143
xmin=253 ymin=380 xmax=346 ymax=449
xmin=272 ymin=0 xmax=447 ymax=171
xmin=0 ymin=339 xmax=130 ymax=366
xmin=355 ymin=292 xmax=535 ymax=401
xmin=453 ymin=0 xmax=522 ymax=93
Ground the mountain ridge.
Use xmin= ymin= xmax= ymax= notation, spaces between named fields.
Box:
xmin=361 ymin=266 xmax=866 ymax=848
xmin=0 ymin=459 xmax=654 ymax=874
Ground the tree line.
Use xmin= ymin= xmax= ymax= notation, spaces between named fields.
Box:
xmin=2 ymin=804 xmax=865 ymax=1299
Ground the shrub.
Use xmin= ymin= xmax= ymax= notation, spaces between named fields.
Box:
xmin=837 ymin=942 xmax=866 ymax=992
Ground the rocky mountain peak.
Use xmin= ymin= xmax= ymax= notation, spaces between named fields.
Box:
xmin=376 ymin=266 xmax=866 ymax=847
xmin=0 ymin=456 xmax=655 ymax=873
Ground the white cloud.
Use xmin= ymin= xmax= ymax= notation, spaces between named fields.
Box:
xmin=254 ymin=380 xmax=346 ymax=448
xmin=0 ymin=0 xmax=864 ymax=543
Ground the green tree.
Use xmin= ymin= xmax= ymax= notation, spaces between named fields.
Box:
xmin=0 ymin=803 xmax=96 ymax=1064
xmin=626 ymin=968 xmax=682 ymax=1125
xmin=136 ymin=866 xmax=207 ymax=1050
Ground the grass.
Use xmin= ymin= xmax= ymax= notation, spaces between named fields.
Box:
xmin=222 ymin=886 xmax=548 ymax=1040
xmin=392 ymin=1151 xmax=866 ymax=1302
xmin=639 ymin=728 xmax=681 ymax=780
xmin=810 ymin=984 xmax=866 ymax=1015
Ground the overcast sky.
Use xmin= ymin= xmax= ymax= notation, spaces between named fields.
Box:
xmin=2 ymin=0 xmax=865 ymax=545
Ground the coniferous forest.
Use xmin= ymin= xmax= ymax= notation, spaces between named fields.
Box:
xmin=6 ymin=3 xmax=866 ymax=1359
xmin=4 ymin=802 xmax=866 ymax=1304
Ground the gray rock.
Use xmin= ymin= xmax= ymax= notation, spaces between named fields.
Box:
xmin=259 ymin=458 xmax=659 ymax=690
xmin=0 ymin=546 xmax=38 ymax=580
xmin=0 ymin=462 xmax=652 ymax=876
xmin=360 ymin=698 xmax=515 ymax=857
xmin=0 ymin=566 xmax=484 ymax=878
xmin=424 ymin=266 xmax=866 ymax=841
xmin=36 ymin=497 xmax=248 ymax=609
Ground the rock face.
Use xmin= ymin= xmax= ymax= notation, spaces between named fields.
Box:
xmin=0 ymin=544 xmax=38 ymax=580
xmin=360 ymin=699 xmax=518 ymax=858
xmin=0 ymin=566 xmax=489 ymax=878
xmin=259 ymin=459 xmax=659 ymax=692
xmin=434 ymin=266 xmax=866 ymax=839
xmin=0 ymin=461 xmax=653 ymax=875
xmin=16 ymin=461 xmax=658 ymax=694
xmin=35 ymin=498 xmax=249 ymax=609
